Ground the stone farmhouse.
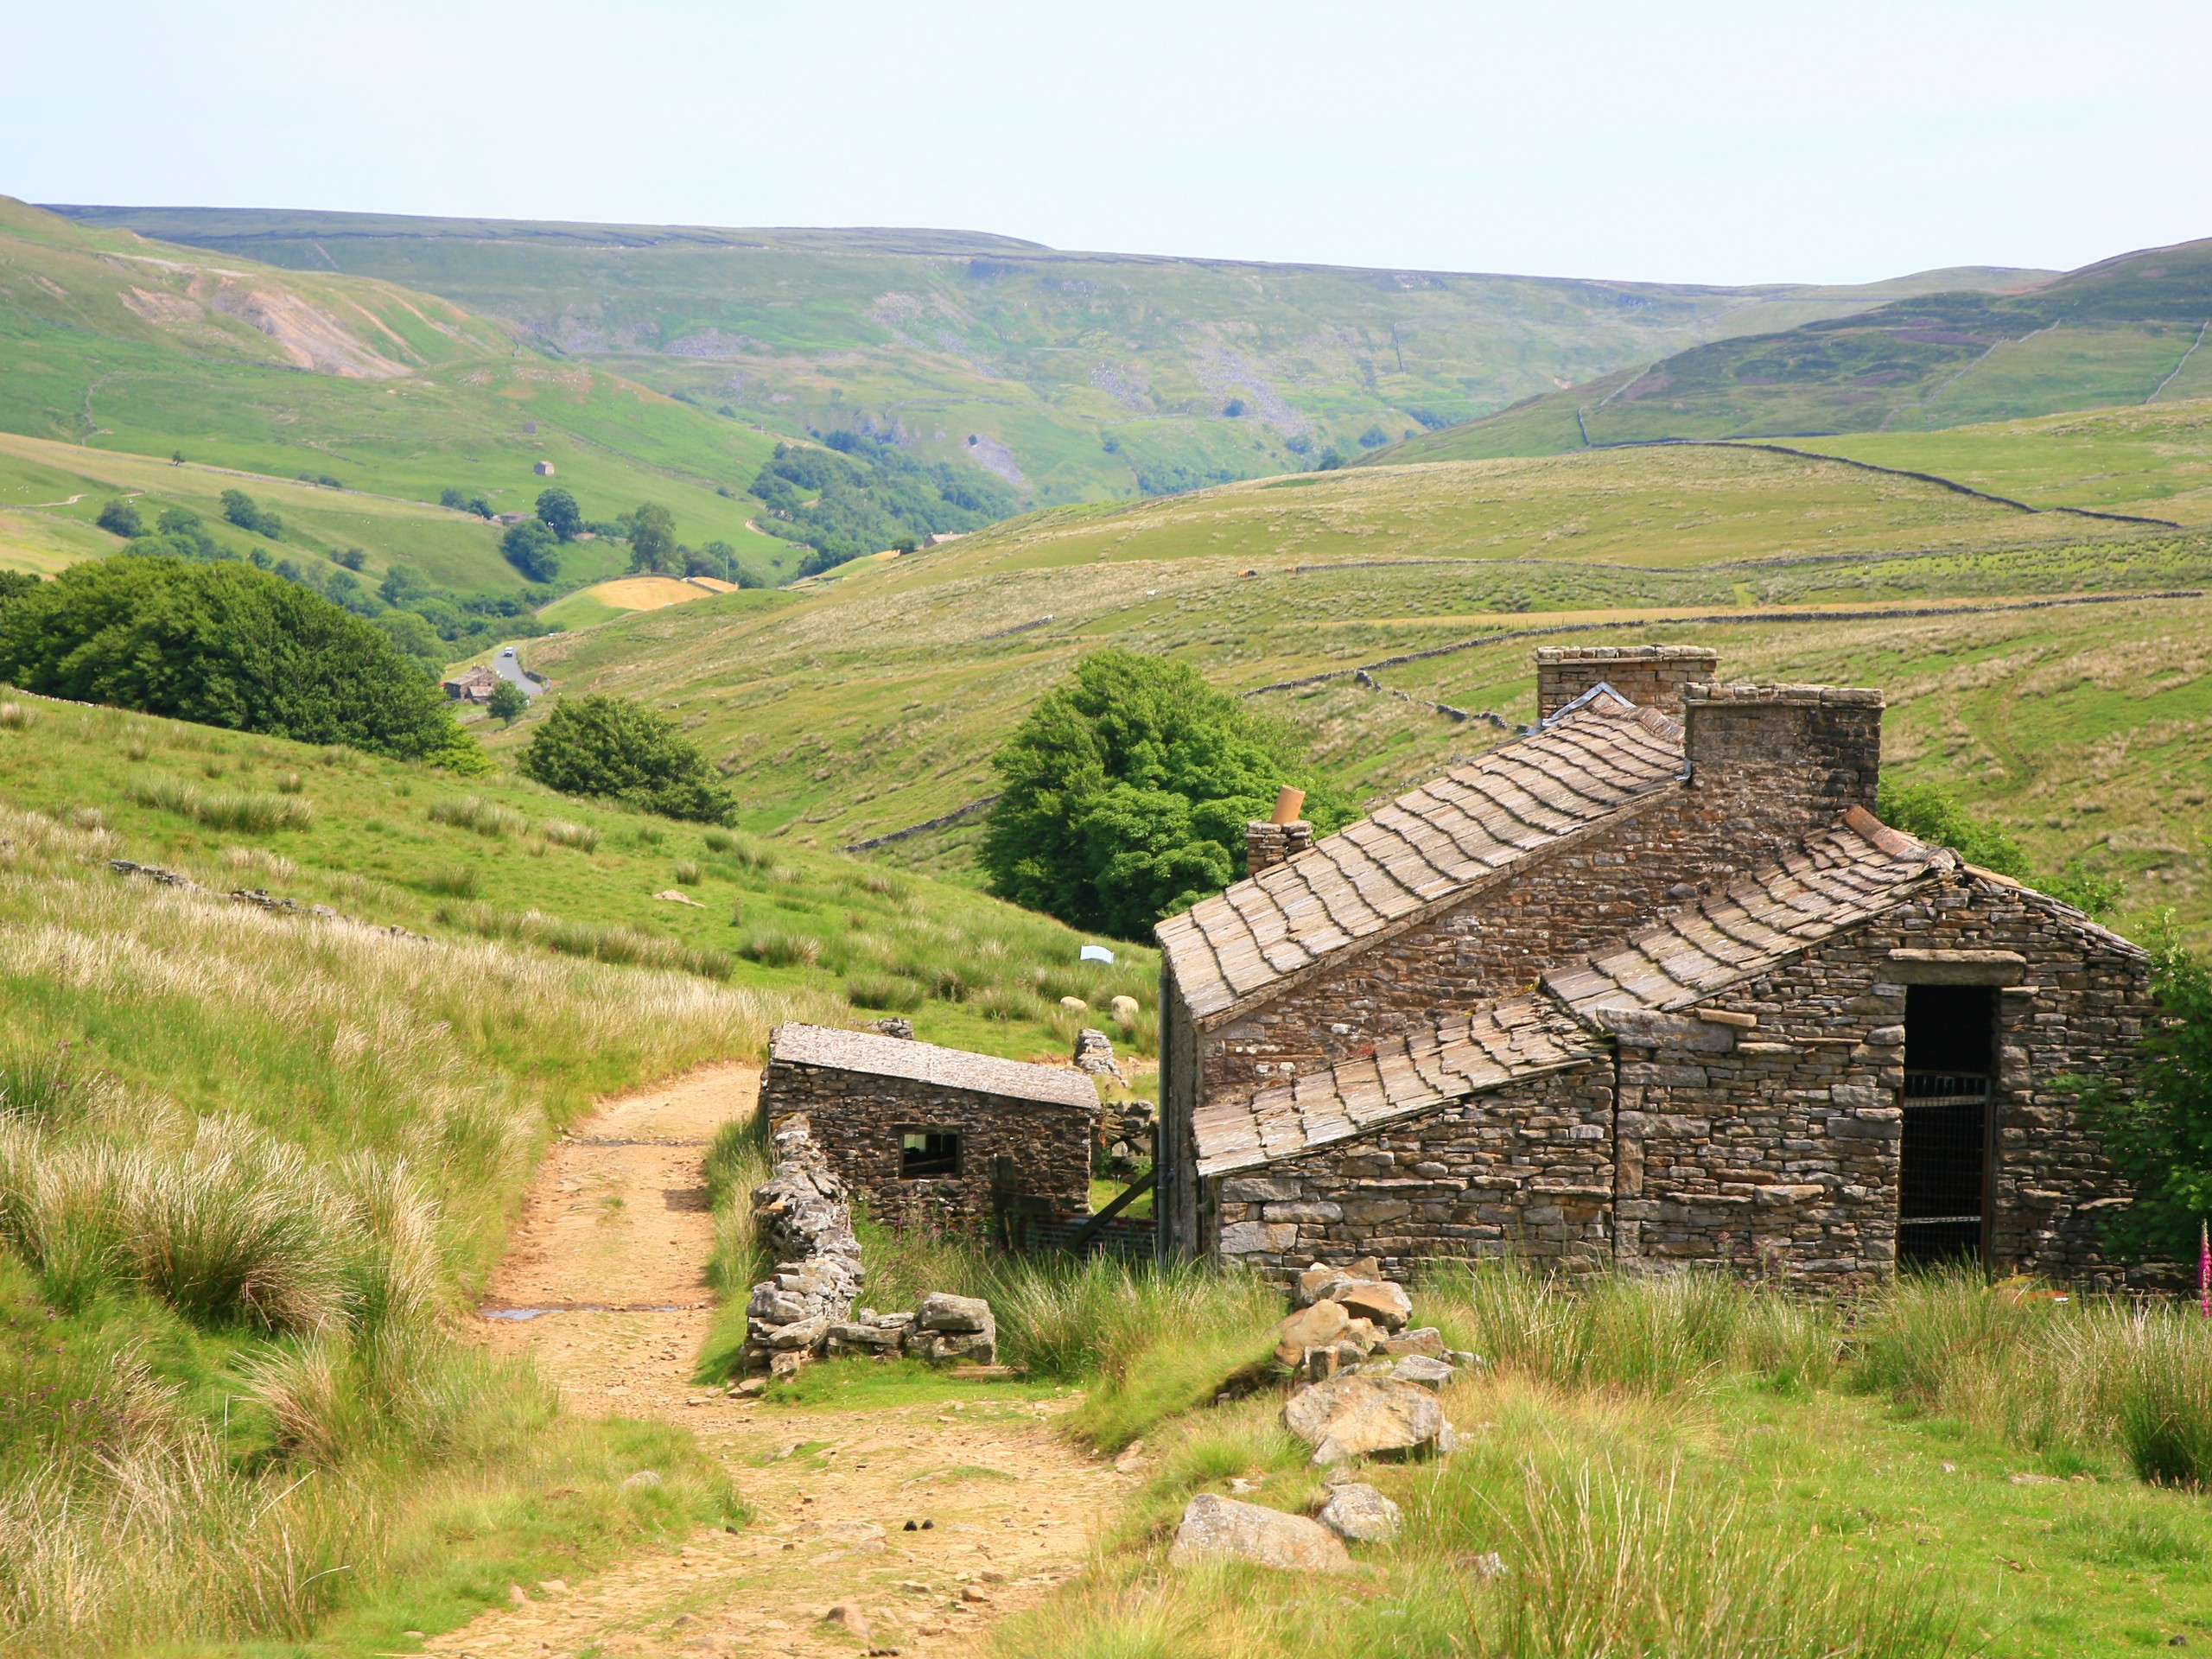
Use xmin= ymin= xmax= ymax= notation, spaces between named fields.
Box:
xmin=1153 ymin=646 xmax=2154 ymax=1290
xmin=758 ymin=1022 xmax=1096 ymax=1231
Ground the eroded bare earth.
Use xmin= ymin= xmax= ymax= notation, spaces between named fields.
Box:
xmin=437 ymin=1065 xmax=1122 ymax=1659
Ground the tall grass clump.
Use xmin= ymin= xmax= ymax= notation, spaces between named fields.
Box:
xmin=124 ymin=777 xmax=312 ymax=834
xmin=1465 ymin=1455 xmax=1960 ymax=1658
xmin=539 ymin=817 xmax=600 ymax=851
xmin=427 ymin=795 xmax=526 ymax=838
xmin=422 ymin=862 xmax=481 ymax=899
xmin=741 ymin=930 xmax=820 ymax=969
xmin=702 ymin=1109 xmax=773 ymax=1297
xmin=1853 ymin=1269 xmax=2212 ymax=1484
xmin=438 ymin=901 xmax=734 ymax=981
xmin=1421 ymin=1258 xmax=1841 ymax=1396
xmin=0 ymin=702 xmax=31 ymax=732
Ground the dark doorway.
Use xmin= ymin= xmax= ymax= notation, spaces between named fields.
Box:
xmin=899 ymin=1128 xmax=962 ymax=1178
xmin=1897 ymin=985 xmax=1995 ymax=1268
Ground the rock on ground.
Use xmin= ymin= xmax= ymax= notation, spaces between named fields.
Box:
xmin=1317 ymin=1482 xmax=1402 ymax=1544
xmin=1283 ymin=1372 xmax=1450 ymax=1465
xmin=1168 ymin=1493 xmax=1351 ymax=1573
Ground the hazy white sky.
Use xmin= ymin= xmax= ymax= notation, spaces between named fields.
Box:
xmin=9 ymin=1 xmax=2208 ymax=285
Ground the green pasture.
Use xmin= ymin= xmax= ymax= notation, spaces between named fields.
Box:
xmin=0 ymin=693 xmax=1156 ymax=1058
xmin=50 ymin=202 xmax=2046 ymax=505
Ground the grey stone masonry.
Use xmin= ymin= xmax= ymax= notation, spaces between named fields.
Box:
xmin=760 ymin=1027 xmax=1096 ymax=1231
xmin=1536 ymin=645 xmax=1718 ymax=719
xmin=1247 ymin=819 xmax=1314 ymax=874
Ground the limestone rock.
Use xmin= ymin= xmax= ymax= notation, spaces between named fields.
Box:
xmin=1317 ymin=1482 xmax=1402 ymax=1543
xmin=916 ymin=1292 xmax=993 ymax=1333
xmin=1167 ymin=1493 xmax=1352 ymax=1573
xmin=1283 ymin=1372 xmax=1450 ymax=1465
xmin=1389 ymin=1354 xmax=1457 ymax=1390
xmin=1338 ymin=1280 xmax=1414 ymax=1332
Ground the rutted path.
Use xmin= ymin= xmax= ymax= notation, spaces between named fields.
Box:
xmin=433 ymin=1064 xmax=1122 ymax=1659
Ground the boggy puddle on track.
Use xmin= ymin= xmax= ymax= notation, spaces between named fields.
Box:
xmin=432 ymin=1062 xmax=1127 ymax=1659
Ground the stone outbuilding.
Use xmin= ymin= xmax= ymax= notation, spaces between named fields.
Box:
xmin=759 ymin=1023 xmax=1098 ymax=1230
xmin=1154 ymin=646 xmax=2155 ymax=1289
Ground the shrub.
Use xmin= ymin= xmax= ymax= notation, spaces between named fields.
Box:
xmin=539 ymin=818 xmax=600 ymax=851
xmin=428 ymin=795 xmax=527 ymax=839
xmin=96 ymin=499 xmax=143 ymax=538
xmin=500 ymin=518 xmax=561 ymax=583
xmin=517 ymin=694 xmax=736 ymax=824
xmin=219 ymin=489 xmax=282 ymax=538
xmin=0 ymin=559 xmax=487 ymax=772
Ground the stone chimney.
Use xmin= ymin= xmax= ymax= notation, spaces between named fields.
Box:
xmin=1246 ymin=785 xmax=1313 ymax=874
xmin=1681 ymin=683 xmax=1883 ymax=846
xmin=1535 ymin=645 xmax=1719 ymax=721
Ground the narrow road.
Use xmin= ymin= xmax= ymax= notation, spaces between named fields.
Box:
xmin=492 ymin=645 xmax=542 ymax=698
xmin=433 ymin=1065 xmax=1121 ymax=1659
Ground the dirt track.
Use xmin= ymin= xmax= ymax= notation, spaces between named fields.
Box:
xmin=430 ymin=1064 xmax=1122 ymax=1659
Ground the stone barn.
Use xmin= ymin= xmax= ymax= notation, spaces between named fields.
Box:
xmin=1153 ymin=647 xmax=2155 ymax=1289
xmin=759 ymin=1023 xmax=1097 ymax=1230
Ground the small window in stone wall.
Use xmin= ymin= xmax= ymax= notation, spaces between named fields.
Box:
xmin=899 ymin=1128 xmax=962 ymax=1178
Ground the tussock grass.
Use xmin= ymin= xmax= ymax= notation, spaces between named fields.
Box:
xmin=427 ymin=794 xmax=527 ymax=838
xmin=0 ymin=804 xmax=788 ymax=1650
xmin=846 ymin=972 xmax=925 ymax=1011
xmin=538 ymin=817 xmax=600 ymax=850
xmin=124 ymin=776 xmax=314 ymax=834
xmin=741 ymin=929 xmax=820 ymax=968
xmin=438 ymin=899 xmax=736 ymax=981
xmin=422 ymin=861 xmax=481 ymax=898
xmin=0 ymin=703 xmax=30 ymax=733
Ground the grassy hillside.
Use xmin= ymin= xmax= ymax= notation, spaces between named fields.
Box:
xmin=0 ymin=691 xmax=1155 ymax=1059
xmin=0 ymin=199 xmax=798 ymax=586
xmin=1376 ymin=233 xmax=2212 ymax=460
xmin=48 ymin=204 xmax=2047 ymax=504
xmin=486 ymin=440 xmax=2212 ymax=949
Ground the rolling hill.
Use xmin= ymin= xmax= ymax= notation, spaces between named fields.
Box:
xmin=48 ymin=203 xmax=2046 ymax=505
xmin=466 ymin=428 xmax=2212 ymax=948
xmin=1375 ymin=235 xmax=2212 ymax=461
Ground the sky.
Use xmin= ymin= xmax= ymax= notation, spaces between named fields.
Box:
xmin=8 ymin=0 xmax=2209 ymax=286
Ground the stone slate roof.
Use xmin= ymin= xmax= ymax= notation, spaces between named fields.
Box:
xmin=1191 ymin=995 xmax=1605 ymax=1176
xmin=1156 ymin=698 xmax=1687 ymax=1026
xmin=766 ymin=1023 xmax=1099 ymax=1111
xmin=1540 ymin=806 xmax=1950 ymax=1018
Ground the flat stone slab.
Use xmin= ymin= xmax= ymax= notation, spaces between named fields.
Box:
xmin=1168 ymin=1493 xmax=1351 ymax=1573
xmin=1318 ymin=1482 xmax=1402 ymax=1544
xmin=1283 ymin=1372 xmax=1449 ymax=1465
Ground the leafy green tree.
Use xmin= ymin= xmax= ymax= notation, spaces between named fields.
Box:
xmin=0 ymin=571 xmax=39 ymax=605
xmin=517 ymin=694 xmax=735 ymax=823
xmin=373 ymin=608 xmax=447 ymax=681
xmin=1878 ymin=779 xmax=2123 ymax=917
xmin=2082 ymin=923 xmax=2212 ymax=1264
xmin=0 ymin=557 xmax=487 ymax=772
xmin=219 ymin=489 xmax=282 ymax=538
xmin=535 ymin=487 xmax=582 ymax=542
xmin=378 ymin=563 xmax=430 ymax=607
xmin=625 ymin=503 xmax=678 ymax=575
xmin=981 ymin=648 xmax=1346 ymax=938
xmin=95 ymin=499 xmax=143 ymax=538
xmin=486 ymin=680 xmax=528 ymax=725
xmin=332 ymin=547 xmax=366 ymax=571
xmin=501 ymin=519 xmax=561 ymax=583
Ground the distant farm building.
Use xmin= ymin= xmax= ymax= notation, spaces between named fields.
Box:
xmin=441 ymin=666 xmax=499 ymax=703
xmin=533 ymin=461 xmax=556 ymax=476
xmin=1154 ymin=646 xmax=2156 ymax=1290
xmin=759 ymin=1023 xmax=1097 ymax=1232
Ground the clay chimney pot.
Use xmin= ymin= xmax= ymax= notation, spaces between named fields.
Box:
xmin=1270 ymin=786 xmax=1306 ymax=825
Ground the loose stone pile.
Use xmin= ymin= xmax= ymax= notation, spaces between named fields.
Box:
xmin=1071 ymin=1027 xmax=1123 ymax=1080
xmin=1170 ymin=1260 xmax=1473 ymax=1571
xmin=742 ymin=1116 xmax=996 ymax=1377
xmin=743 ymin=1116 xmax=866 ymax=1378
